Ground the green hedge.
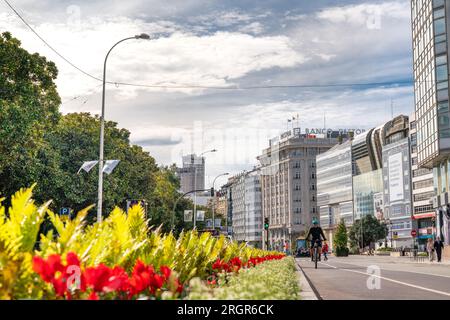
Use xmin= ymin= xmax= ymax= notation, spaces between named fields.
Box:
xmin=187 ymin=257 xmax=300 ymax=300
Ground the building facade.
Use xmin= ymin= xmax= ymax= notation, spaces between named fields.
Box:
xmin=411 ymin=0 xmax=450 ymax=244
xmin=258 ymin=129 xmax=339 ymax=251
xmin=381 ymin=115 xmax=414 ymax=248
xmin=352 ymin=128 xmax=384 ymax=221
xmin=317 ymin=140 xmax=354 ymax=249
xmin=410 ymin=113 xmax=436 ymax=249
xmin=178 ymin=154 xmax=205 ymax=194
xmin=229 ymin=169 xmax=263 ymax=248
xmin=382 ymin=137 xmax=413 ymax=247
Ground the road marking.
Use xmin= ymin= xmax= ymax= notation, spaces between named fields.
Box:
xmin=319 ymin=261 xmax=450 ymax=297
xmin=327 ymin=259 xmax=450 ymax=279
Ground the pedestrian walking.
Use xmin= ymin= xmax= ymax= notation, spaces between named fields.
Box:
xmin=284 ymin=240 xmax=290 ymax=255
xmin=322 ymin=241 xmax=329 ymax=261
xmin=426 ymin=238 xmax=434 ymax=262
xmin=434 ymin=237 xmax=445 ymax=262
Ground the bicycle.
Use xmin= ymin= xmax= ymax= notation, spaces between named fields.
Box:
xmin=313 ymin=240 xmax=320 ymax=269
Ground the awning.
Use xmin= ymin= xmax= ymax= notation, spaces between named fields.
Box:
xmin=412 ymin=212 xmax=436 ymax=220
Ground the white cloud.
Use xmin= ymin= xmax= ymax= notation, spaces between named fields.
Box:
xmin=317 ymin=1 xmax=411 ymax=26
xmin=1 ymin=1 xmax=415 ymax=182
xmin=1 ymin=12 xmax=304 ymax=99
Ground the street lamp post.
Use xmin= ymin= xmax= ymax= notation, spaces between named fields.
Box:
xmin=97 ymin=34 xmax=150 ymax=223
xmin=192 ymin=149 xmax=217 ymax=228
xmin=212 ymin=173 xmax=229 ymax=230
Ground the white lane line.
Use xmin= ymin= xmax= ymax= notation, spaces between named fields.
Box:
xmin=327 ymin=259 xmax=450 ymax=279
xmin=319 ymin=261 xmax=450 ymax=297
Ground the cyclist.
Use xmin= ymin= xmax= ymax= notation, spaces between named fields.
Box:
xmin=306 ymin=218 xmax=327 ymax=262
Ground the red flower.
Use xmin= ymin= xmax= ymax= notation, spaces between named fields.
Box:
xmin=105 ymin=266 xmax=129 ymax=293
xmin=88 ymin=291 xmax=99 ymax=300
xmin=84 ymin=264 xmax=113 ymax=292
xmin=66 ymin=252 xmax=80 ymax=266
xmin=32 ymin=256 xmax=53 ymax=282
xmin=52 ymin=275 xmax=66 ymax=298
xmin=175 ymin=279 xmax=183 ymax=294
xmin=129 ymin=260 xmax=156 ymax=296
xmin=160 ymin=266 xmax=171 ymax=281
xmin=150 ymin=274 xmax=164 ymax=293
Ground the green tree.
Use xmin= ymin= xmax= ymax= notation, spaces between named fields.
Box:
xmin=0 ymin=32 xmax=61 ymax=199
xmin=334 ymin=220 xmax=348 ymax=248
xmin=148 ymin=164 xmax=192 ymax=234
xmin=0 ymin=32 xmax=191 ymax=233
xmin=34 ymin=113 xmax=159 ymax=219
xmin=348 ymin=215 xmax=388 ymax=248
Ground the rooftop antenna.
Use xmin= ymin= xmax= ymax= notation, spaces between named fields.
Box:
xmin=390 ymin=98 xmax=394 ymax=119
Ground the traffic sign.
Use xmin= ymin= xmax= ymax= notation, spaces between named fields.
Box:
xmin=59 ymin=207 xmax=71 ymax=215
xmin=411 ymin=229 xmax=417 ymax=237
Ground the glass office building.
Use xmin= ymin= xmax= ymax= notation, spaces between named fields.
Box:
xmin=411 ymin=0 xmax=450 ymax=244
xmin=353 ymin=169 xmax=383 ymax=219
xmin=317 ymin=140 xmax=353 ymax=248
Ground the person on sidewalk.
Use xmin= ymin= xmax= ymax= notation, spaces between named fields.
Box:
xmin=434 ymin=237 xmax=445 ymax=262
xmin=427 ymin=238 xmax=434 ymax=262
xmin=322 ymin=241 xmax=329 ymax=261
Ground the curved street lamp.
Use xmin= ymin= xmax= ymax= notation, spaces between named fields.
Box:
xmin=97 ymin=34 xmax=151 ymax=223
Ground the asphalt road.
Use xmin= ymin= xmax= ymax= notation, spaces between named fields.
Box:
xmin=297 ymin=255 xmax=450 ymax=300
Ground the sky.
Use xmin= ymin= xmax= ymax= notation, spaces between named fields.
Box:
xmin=0 ymin=0 xmax=415 ymax=188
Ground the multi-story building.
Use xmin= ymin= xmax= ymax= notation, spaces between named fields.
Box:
xmin=206 ymin=190 xmax=228 ymax=229
xmin=229 ymin=169 xmax=263 ymax=248
xmin=317 ymin=140 xmax=354 ymax=249
xmin=178 ymin=154 xmax=205 ymax=194
xmin=411 ymin=0 xmax=450 ymax=245
xmin=410 ymin=113 xmax=436 ymax=250
xmin=352 ymin=128 xmax=384 ymax=221
xmin=381 ymin=115 xmax=413 ymax=248
xmin=258 ymin=129 xmax=339 ymax=251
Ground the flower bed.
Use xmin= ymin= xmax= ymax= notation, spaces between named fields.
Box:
xmin=187 ymin=257 xmax=300 ymax=300
xmin=0 ymin=187 xmax=284 ymax=300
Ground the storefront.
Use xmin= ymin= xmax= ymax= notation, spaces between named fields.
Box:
xmin=412 ymin=212 xmax=436 ymax=250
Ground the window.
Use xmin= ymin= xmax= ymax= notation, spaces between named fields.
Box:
xmin=434 ymin=18 xmax=446 ymax=36
xmin=435 ymin=34 xmax=446 ymax=44
xmin=438 ymin=113 xmax=450 ymax=129
xmin=413 ymin=179 xmax=434 ymax=189
xmin=413 ymin=168 xmax=432 ymax=177
xmin=414 ymin=191 xmax=435 ymax=202
xmin=433 ymin=0 xmax=445 ymax=9
xmin=439 ymin=101 xmax=450 ymax=114
xmin=436 ymin=54 xmax=447 ymax=66
xmin=414 ymin=204 xmax=434 ymax=214
xmin=436 ymin=65 xmax=448 ymax=82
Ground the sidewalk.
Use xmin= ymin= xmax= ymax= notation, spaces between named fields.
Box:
xmin=396 ymin=255 xmax=450 ymax=265
xmin=295 ymin=259 xmax=318 ymax=300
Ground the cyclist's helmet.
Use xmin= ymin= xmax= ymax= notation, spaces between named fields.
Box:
xmin=312 ymin=217 xmax=319 ymax=225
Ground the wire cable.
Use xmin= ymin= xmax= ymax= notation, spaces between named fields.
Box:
xmin=2 ymin=0 xmax=417 ymax=91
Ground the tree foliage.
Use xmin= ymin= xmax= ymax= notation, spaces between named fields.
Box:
xmin=0 ymin=32 xmax=61 ymax=199
xmin=348 ymin=215 xmax=388 ymax=248
xmin=334 ymin=219 xmax=348 ymax=249
xmin=0 ymin=31 xmax=190 ymax=230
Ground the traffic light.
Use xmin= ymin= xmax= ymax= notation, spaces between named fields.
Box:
xmin=210 ymin=187 xmax=215 ymax=197
xmin=264 ymin=217 xmax=269 ymax=230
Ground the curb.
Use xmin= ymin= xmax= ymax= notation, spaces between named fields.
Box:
xmin=295 ymin=259 xmax=319 ymax=300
